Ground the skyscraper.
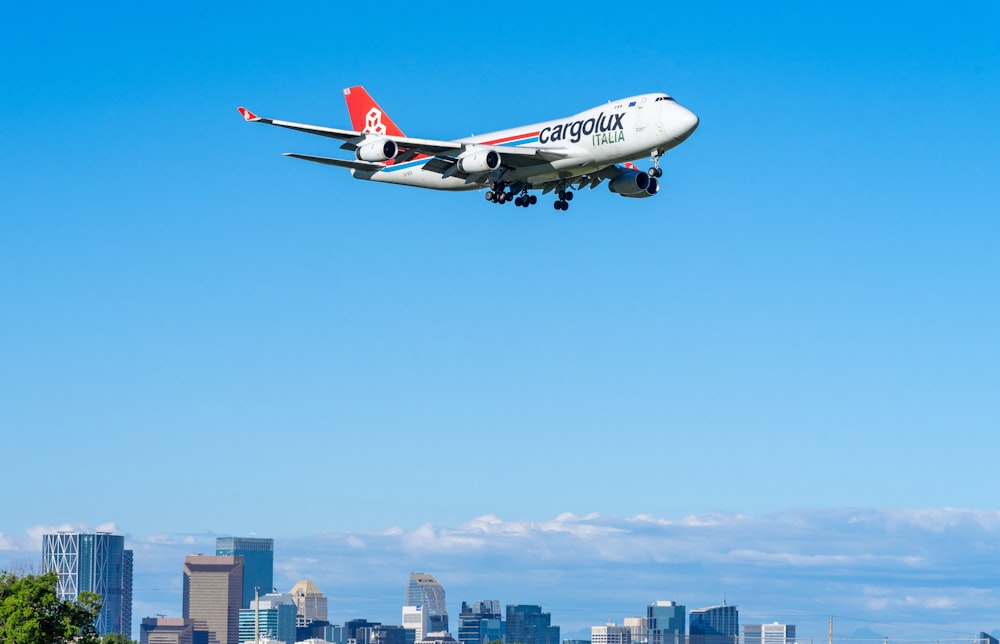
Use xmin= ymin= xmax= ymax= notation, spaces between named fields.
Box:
xmin=42 ymin=531 xmax=134 ymax=638
xmin=458 ymin=601 xmax=504 ymax=644
xmin=689 ymin=604 xmax=738 ymax=644
xmin=743 ymin=623 xmax=795 ymax=644
xmin=290 ymin=579 xmax=329 ymax=627
xmin=216 ymin=536 xmax=273 ymax=609
xmin=647 ymin=601 xmax=685 ymax=644
xmin=183 ymin=555 xmax=244 ymax=644
xmin=505 ymin=605 xmax=560 ymax=644
xmin=406 ymin=573 xmax=449 ymax=633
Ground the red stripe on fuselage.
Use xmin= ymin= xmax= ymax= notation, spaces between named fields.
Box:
xmin=387 ymin=131 xmax=540 ymax=167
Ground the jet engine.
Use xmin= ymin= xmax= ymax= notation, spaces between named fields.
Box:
xmin=608 ymin=170 xmax=658 ymax=198
xmin=456 ymin=148 xmax=501 ymax=174
xmin=356 ymin=138 xmax=398 ymax=162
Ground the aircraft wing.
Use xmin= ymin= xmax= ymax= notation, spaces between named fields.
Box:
xmin=239 ymin=106 xmax=463 ymax=157
xmin=282 ymin=153 xmax=383 ymax=171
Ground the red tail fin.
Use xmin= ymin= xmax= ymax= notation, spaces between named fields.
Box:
xmin=343 ymin=86 xmax=405 ymax=137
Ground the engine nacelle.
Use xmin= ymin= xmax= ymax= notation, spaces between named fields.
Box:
xmin=456 ymin=148 xmax=501 ymax=174
xmin=356 ymin=138 xmax=398 ymax=162
xmin=609 ymin=171 xmax=658 ymax=198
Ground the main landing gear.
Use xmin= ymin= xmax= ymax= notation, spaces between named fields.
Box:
xmin=485 ymin=183 xmax=538 ymax=208
xmin=553 ymin=188 xmax=574 ymax=211
xmin=484 ymin=184 xmax=511 ymax=204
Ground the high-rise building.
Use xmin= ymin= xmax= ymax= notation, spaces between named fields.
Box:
xmin=623 ymin=618 xmax=648 ymax=644
xmin=406 ymin=573 xmax=449 ymax=633
xmin=592 ymin=623 xmax=632 ymax=644
xmin=647 ymin=601 xmax=685 ymax=644
xmin=458 ymin=601 xmax=504 ymax=644
xmin=140 ymin=617 xmax=195 ymax=644
xmin=290 ymin=579 xmax=329 ymax=627
xmin=42 ymin=531 xmax=134 ymax=638
xmin=183 ymin=555 xmax=244 ymax=644
xmin=689 ymin=604 xmax=738 ymax=644
xmin=743 ymin=623 xmax=795 ymax=644
xmin=216 ymin=536 xmax=273 ymax=609
xmin=404 ymin=605 xmax=429 ymax=643
xmin=505 ymin=605 xmax=560 ymax=644
xmin=978 ymin=634 xmax=999 ymax=644
xmin=239 ymin=592 xmax=298 ymax=644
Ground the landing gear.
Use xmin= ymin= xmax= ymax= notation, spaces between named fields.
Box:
xmin=486 ymin=183 xmax=537 ymax=207
xmin=485 ymin=182 xmax=511 ymax=204
xmin=514 ymin=191 xmax=537 ymax=208
xmin=648 ymin=152 xmax=664 ymax=178
xmin=553 ymin=188 xmax=573 ymax=211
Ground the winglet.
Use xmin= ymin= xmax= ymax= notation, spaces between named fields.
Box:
xmin=238 ymin=106 xmax=260 ymax=122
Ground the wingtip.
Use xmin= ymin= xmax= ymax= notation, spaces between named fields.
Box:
xmin=238 ymin=106 xmax=260 ymax=122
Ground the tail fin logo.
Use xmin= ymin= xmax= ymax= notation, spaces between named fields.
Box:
xmin=365 ymin=108 xmax=387 ymax=135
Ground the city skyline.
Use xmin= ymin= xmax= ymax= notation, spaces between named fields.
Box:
xmin=5 ymin=509 xmax=1000 ymax=643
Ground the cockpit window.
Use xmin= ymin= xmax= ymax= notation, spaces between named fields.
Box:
xmin=655 ymin=96 xmax=675 ymax=102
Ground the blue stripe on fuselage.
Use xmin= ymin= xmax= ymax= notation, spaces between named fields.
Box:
xmin=380 ymin=136 xmax=540 ymax=173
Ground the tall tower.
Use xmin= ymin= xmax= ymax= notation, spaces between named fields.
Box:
xmin=689 ymin=604 xmax=738 ymax=644
xmin=183 ymin=555 xmax=244 ymax=644
xmin=406 ymin=573 xmax=449 ymax=633
xmin=42 ymin=531 xmax=134 ymax=638
xmin=216 ymin=536 xmax=273 ymax=609
xmin=648 ymin=601 xmax=685 ymax=644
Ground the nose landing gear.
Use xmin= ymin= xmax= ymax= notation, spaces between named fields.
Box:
xmin=648 ymin=151 xmax=664 ymax=178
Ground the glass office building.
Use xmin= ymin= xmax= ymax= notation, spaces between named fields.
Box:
xmin=689 ymin=604 xmax=738 ymax=644
xmin=43 ymin=531 xmax=133 ymax=638
xmin=216 ymin=536 xmax=274 ymax=609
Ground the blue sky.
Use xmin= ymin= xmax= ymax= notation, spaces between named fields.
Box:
xmin=1 ymin=0 xmax=998 ymax=639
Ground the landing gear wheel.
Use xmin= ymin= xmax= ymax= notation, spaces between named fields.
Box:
xmin=648 ymin=167 xmax=663 ymax=178
xmin=564 ymin=191 xmax=573 ymax=201
xmin=486 ymin=191 xmax=496 ymax=202
xmin=529 ymin=195 xmax=537 ymax=205
xmin=515 ymin=196 xmax=524 ymax=207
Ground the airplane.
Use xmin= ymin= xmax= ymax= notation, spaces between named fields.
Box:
xmin=238 ymin=86 xmax=698 ymax=210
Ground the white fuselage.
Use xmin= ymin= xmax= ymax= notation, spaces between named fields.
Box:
xmin=353 ymin=93 xmax=699 ymax=190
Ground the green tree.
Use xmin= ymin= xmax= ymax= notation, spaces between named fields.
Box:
xmin=0 ymin=569 xmax=102 ymax=644
xmin=101 ymin=633 xmax=137 ymax=644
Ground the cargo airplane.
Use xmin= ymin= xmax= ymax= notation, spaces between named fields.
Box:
xmin=238 ymin=86 xmax=698 ymax=210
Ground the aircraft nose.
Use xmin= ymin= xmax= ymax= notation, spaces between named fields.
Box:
xmin=672 ymin=104 xmax=699 ymax=141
